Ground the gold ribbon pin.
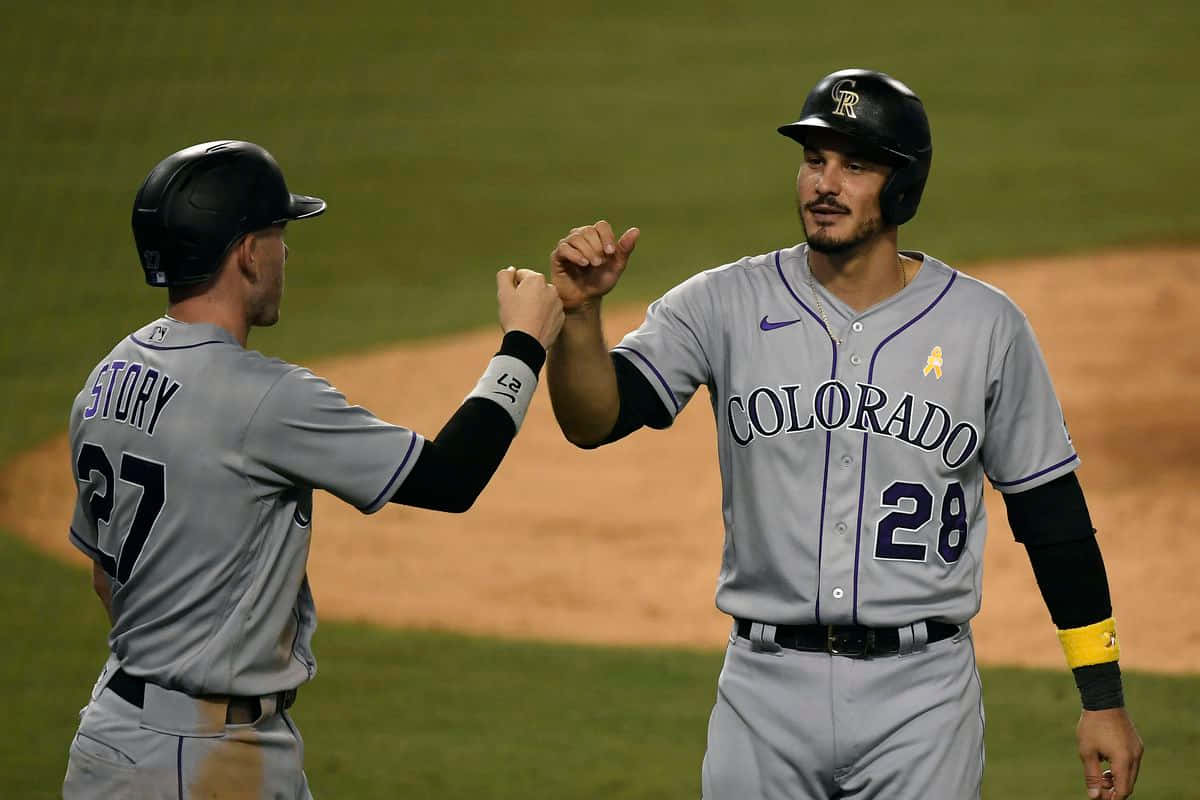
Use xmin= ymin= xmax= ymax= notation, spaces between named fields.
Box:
xmin=923 ymin=346 xmax=944 ymax=379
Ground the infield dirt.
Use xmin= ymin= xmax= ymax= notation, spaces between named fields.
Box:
xmin=5 ymin=248 xmax=1198 ymax=672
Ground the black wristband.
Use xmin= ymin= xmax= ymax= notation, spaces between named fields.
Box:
xmin=1073 ymin=661 xmax=1125 ymax=710
xmin=498 ymin=330 xmax=546 ymax=374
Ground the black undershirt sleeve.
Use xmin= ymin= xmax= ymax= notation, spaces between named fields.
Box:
xmin=1004 ymin=472 xmax=1123 ymax=709
xmin=390 ymin=331 xmax=544 ymax=513
xmin=584 ymin=352 xmax=672 ymax=447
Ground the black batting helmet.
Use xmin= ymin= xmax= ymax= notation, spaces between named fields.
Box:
xmin=778 ymin=68 xmax=932 ymax=226
xmin=132 ymin=140 xmax=326 ymax=287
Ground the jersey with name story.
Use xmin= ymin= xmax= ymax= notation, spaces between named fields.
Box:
xmin=615 ymin=243 xmax=1077 ymax=627
xmin=68 ymin=318 xmax=424 ymax=696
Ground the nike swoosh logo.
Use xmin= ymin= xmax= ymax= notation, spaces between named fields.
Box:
xmin=759 ymin=315 xmax=802 ymax=331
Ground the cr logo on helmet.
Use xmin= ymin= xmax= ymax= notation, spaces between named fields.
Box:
xmin=831 ymin=79 xmax=860 ymax=118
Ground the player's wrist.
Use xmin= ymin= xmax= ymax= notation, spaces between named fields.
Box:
xmin=1073 ymin=661 xmax=1125 ymax=710
xmin=562 ymin=296 xmax=603 ymax=319
xmin=465 ymin=333 xmax=543 ymax=432
xmin=498 ymin=330 xmax=546 ymax=374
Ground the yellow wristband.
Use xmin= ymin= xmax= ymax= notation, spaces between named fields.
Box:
xmin=1057 ymin=617 xmax=1120 ymax=669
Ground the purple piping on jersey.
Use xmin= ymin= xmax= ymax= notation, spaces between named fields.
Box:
xmin=612 ymin=346 xmax=680 ymax=414
xmin=360 ymin=431 xmax=420 ymax=512
xmin=129 ymin=334 xmax=228 ymax=351
xmin=990 ymin=453 xmax=1079 ymax=488
xmin=773 ymin=249 xmax=837 ymax=624
xmin=851 ymin=271 xmax=958 ymax=624
xmin=176 ymin=737 xmax=184 ymax=800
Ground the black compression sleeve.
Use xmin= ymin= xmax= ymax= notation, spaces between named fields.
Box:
xmin=588 ymin=352 xmax=672 ymax=447
xmin=390 ymin=331 xmax=544 ymax=512
xmin=1010 ymin=474 xmax=1124 ymax=708
xmin=1023 ymin=536 xmax=1112 ymax=629
xmin=1023 ymin=536 xmax=1124 ymax=708
xmin=1003 ymin=471 xmax=1094 ymax=545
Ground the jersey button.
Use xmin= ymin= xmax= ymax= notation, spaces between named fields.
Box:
xmin=835 ymin=522 xmax=848 ymax=533
xmin=851 ymin=322 xmax=864 ymax=332
xmin=849 ymin=354 xmax=862 ymax=365
xmin=840 ymin=454 xmax=853 ymax=467
xmin=832 ymin=587 xmax=845 ymax=599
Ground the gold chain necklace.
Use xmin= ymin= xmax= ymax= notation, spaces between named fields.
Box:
xmin=805 ymin=255 xmax=906 ymax=346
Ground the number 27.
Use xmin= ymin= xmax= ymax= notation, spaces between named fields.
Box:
xmin=75 ymin=443 xmax=165 ymax=584
xmin=874 ymin=480 xmax=968 ymax=564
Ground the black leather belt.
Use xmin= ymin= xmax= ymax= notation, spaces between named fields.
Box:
xmin=735 ymin=619 xmax=959 ymax=658
xmin=107 ymin=669 xmax=297 ymax=724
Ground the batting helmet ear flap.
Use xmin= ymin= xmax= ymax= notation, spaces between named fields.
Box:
xmin=879 ymin=153 xmax=931 ymax=226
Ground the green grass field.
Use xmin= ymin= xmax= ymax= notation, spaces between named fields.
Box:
xmin=3 ymin=1 xmax=1197 ymax=797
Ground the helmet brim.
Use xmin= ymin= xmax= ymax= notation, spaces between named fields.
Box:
xmin=282 ymin=193 xmax=327 ymax=221
xmin=777 ymin=118 xmax=913 ymax=168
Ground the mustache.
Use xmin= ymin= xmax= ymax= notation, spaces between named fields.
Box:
xmin=805 ymin=195 xmax=850 ymax=213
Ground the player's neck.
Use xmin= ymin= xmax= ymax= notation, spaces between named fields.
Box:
xmin=807 ymin=235 xmax=908 ymax=312
xmin=167 ymin=295 xmax=252 ymax=348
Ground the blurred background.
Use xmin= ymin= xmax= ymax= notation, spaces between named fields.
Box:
xmin=1 ymin=1 xmax=1197 ymax=797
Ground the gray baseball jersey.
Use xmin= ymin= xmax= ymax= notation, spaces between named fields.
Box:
xmin=615 ymin=243 xmax=1077 ymax=627
xmin=68 ymin=316 xmax=424 ymax=697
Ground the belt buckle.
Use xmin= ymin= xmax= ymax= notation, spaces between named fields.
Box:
xmin=826 ymin=626 xmax=874 ymax=658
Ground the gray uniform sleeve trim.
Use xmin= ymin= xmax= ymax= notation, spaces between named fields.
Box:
xmin=612 ymin=346 xmax=681 ymax=415
xmin=989 ymin=453 xmax=1080 ymax=489
xmin=357 ymin=431 xmax=425 ymax=514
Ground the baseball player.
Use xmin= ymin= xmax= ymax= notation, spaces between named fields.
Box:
xmin=546 ymin=69 xmax=1143 ymax=799
xmin=62 ymin=140 xmax=563 ymax=798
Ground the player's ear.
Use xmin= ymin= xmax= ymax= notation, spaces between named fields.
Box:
xmin=234 ymin=233 xmax=261 ymax=285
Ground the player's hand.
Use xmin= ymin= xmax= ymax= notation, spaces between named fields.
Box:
xmin=1077 ymin=707 xmax=1143 ymax=799
xmin=496 ymin=267 xmax=565 ymax=350
xmin=550 ymin=220 xmax=640 ymax=313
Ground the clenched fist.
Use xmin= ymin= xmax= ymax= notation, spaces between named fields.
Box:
xmin=550 ymin=220 xmax=640 ymax=312
xmin=496 ymin=267 xmax=565 ymax=350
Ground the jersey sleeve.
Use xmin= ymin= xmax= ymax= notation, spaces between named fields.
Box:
xmin=243 ymin=368 xmax=425 ymax=514
xmin=982 ymin=314 xmax=1079 ymax=493
xmin=612 ymin=277 xmax=715 ymax=422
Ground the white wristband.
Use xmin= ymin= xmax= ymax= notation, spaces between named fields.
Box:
xmin=466 ymin=354 xmax=539 ymax=431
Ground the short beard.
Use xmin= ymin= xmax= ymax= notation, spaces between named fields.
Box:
xmin=801 ymin=210 xmax=885 ymax=255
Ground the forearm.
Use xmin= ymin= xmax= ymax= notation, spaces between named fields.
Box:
xmin=1024 ymin=537 xmax=1124 ymax=709
xmin=1004 ymin=473 xmax=1124 ymax=709
xmin=547 ymin=302 xmax=620 ymax=446
xmin=391 ymin=331 xmax=544 ymax=513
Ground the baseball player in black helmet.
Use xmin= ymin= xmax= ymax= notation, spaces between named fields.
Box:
xmin=132 ymin=140 xmax=327 ymax=288
xmin=64 ymin=140 xmax=563 ymax=798
xmin=778 ymin=68 xmax=931 ymax=227
xmin=545 ymin=68 xmax=1143 ymax=799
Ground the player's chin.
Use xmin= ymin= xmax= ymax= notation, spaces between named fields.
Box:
xmin=805 ymin=231 xmax=857 ymax=255
xmin=253 ymin=306 xmax=282 ymax=327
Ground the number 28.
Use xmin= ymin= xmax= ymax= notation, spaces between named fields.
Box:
xmin=874 ymin=480 xmax=969 ymax=564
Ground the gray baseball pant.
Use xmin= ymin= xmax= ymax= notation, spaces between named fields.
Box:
xmin=63 ymin=659 xmax=312 ymax=799
xmin=702 ymin=623 xmax=985 ymax=799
